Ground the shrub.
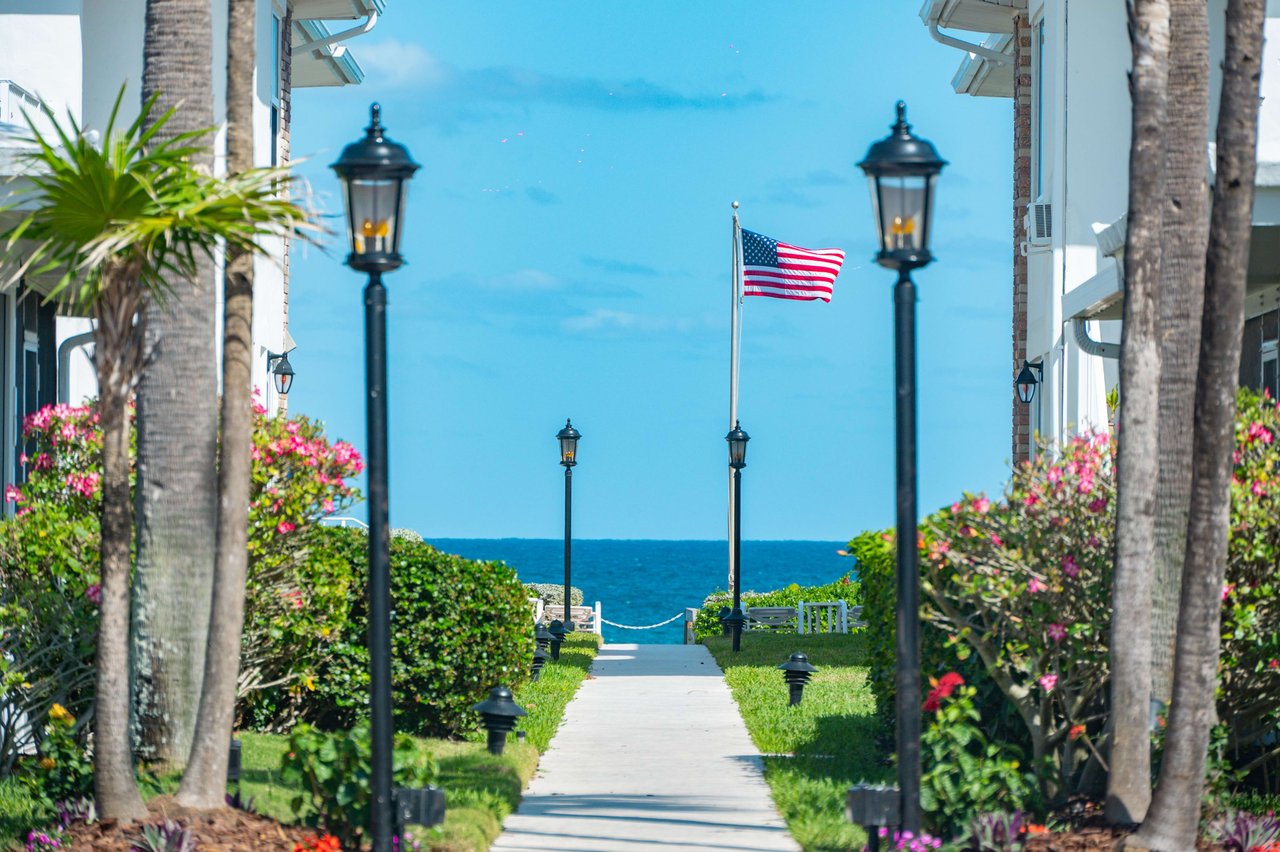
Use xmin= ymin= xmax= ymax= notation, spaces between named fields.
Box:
xmin=301 ymin=528 xmax=533 ymax=738
xmin=280 ymin=721 xmax=435 ymax=851
xmin=919 ymin=675 xmax=1037 ymax=839
xmin=524 ymin=583 xmax=582 ymax=608
xmin=16 ymin=705 xmax=93 ymax=812
xmin=0 ymin=402 xmax=362 ymax=767
xmin=692 ymin=575 xmax=861 ymax=641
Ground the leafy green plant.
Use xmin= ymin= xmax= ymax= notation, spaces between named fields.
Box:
xmin=1206 ymin=809 xmax=1280 ymax=851
xmin=963 ymin=811 xmax=1027 ymax=851
xmin=919 ymin=676 xmax=1037 ymax=839
xmin=129 ymin=820 xmax=195 ymax=852
xmin=280 ymin=721 xmax=435 ymax=851
xmin=303 ymin=528 xmax=533 ymax=738
xmin=16 ymin=705 xmax=93 ymax=811
xmin=524 ymin=583 xmax=582 ymax=608
xmin=693 ymin=575 xmax=861 ymax=641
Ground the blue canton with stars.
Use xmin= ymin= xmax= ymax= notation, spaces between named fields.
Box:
xmin=742 ymin=229 xmax=779 ymax=267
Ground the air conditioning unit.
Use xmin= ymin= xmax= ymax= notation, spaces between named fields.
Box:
xmin=1025 ymin=200 xmax=1052 ymax=246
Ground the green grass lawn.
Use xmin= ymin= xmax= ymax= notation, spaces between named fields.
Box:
xmin=703 ymin=632 xmax=890 ymax=852
xmin=1 ymin=632 xmax=600 ymax=851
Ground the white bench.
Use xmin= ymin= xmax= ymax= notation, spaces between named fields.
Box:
xmin=798 ymin=601 xmax=865 ymax=634
xmin=746 ymin=606 xmax=798 ymax=631
xmin=544 ymin=603 xmax=603 ymax=636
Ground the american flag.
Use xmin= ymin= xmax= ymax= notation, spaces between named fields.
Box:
xmin=741 ymin=229 xmax=845 ymax=302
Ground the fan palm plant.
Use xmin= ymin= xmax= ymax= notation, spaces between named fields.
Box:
xmin=0 ymin=86 xmax=318 ymax=821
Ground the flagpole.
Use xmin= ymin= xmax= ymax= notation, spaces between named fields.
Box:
xmin=729 ymin=201 xmax=742 ymax=591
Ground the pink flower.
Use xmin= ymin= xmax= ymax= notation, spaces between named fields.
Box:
xmin=1254 ymin=480 xmax=1267 ymax=497
xmin=276 ymin=521 xmax=295 ymax=535
xmin=1077 ymin=474 xmax=1095 ymax=495
xmin=1222 ymin=583 xmax=1235 ymax=601
xmin=1248 ymin=422 xmax=1274 ymax=444
xmin=1039 ymin=673 xmax=1058 ymax=692
xmin=1023 ymin=493 xmax=1039 ymax=508
xmin=1270 ymin=659 xmax=1280 ymax=670
xmin=951 ymin=501 xmax=963 ymax=514
xmin=1048 ymin=623 xmax=1067 ymax=643
xmin=1088 ymin=535 xmax=1102 ymax=549
xmin=1088 ymin=497 xmax=1108 ymax=513
xmin=286 ymin=421 xmax=301 ymax=435
xmin=1233 ymin=450 xmax=1243 ymax=465
xmin=17 ymin=453 xmax=27 ymax=465
xmin=1047 ymin=467 xmax=1063 ymax=485
xmin=991 ymin=534 xmax=1004 ymax=547
xmin=84 ymin=584 xmax=102 ymax=605
xmin=323 ymin=499 xmax=335 ymax=514
xmin=974 ymin=496 xmax=991 ymax=514
xmin=4 ymin=484 xmax=23 ymax=504
xmin=33 ymin=453 xmax=51 ymax=472
xmin=1028 ymin=577 xmax=1047 ymax=594
xmin=957 ymin=525 xmax=975 ymax=538
xmin=1062 ymin=555 xmax=1080 ymax=578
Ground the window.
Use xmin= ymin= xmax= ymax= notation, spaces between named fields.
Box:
xmin=1033 ymin=19 xmax=1046 ymax=199
xmin=271 ymin=14 xmax=282 ymax=166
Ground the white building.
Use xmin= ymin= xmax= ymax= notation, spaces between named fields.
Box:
xmin=0 ymin=0 xmax=383 ymax=498
xmin=920 ymin=0 xmax=1280 ymax=460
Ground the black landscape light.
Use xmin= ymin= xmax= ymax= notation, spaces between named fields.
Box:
xmin=548 ymin=619 xmax=566 ymax=661
xmin=779 ymin=652 xmax=818 ymax=706
xmin=530 ymin=646 xmax=550 ymax=682
xmin=717 ymin=605 xmax=732 ymax=637
xmin=331 ymin=101 xmax=421 ymax=852
xmin=857 ymin=100 xmax=946 ymax=837
xmin=471 ymin=686 xmax=528 ymax=756
xmin=227 ymin=739 xmax=242 ymax=785
xmin=267 ymin=350 xmax=295 ymax=396
xmin=534 ymin=621 xmax=554 ymax=652
xmin=393 ymin=786 xmax=445 ymax=835
xmin=725 ymin=422 xmax=750 ymax=652
xmin=847 ymin=784 xmax=902 ymax=852
xmin=1016 ymin=360 xmax=1043 ymax=405
xmin=556 ymin=420 xmax=581 ymax=632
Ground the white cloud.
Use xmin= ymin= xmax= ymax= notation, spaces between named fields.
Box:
xmin=561 ymin=309 xmax=693 ymax=335
xmin=356 ymin=40 xmax=447 ymax=89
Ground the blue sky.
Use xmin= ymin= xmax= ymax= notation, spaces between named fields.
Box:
xmin=285 ymin=2 xmax=1014 ymax=540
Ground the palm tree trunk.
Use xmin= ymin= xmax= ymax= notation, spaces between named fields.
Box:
xmin=176 ymin=0 xmax=255 ymax=807
xmin=1106 ymin=0 xmax=1170 ymax=825
xmin=93 ymin=262 xmax=148 ymax=822
xmin=133 ymin=0 xmax=218 ymax=770
xmin=1131 ymin=2 xmax=1265 ymax=847
xmin=1150 ymin=0 xmax=1212 ymax=709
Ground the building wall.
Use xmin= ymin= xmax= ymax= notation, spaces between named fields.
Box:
xmin=1012 ymin=13 xmax=1031 ymax=462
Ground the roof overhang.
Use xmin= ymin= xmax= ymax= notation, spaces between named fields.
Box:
xmin=291 ymin=0 xmax=384 ymax=21
xmin=292 ymin=18 xmax=365 ymax=88
xmin=1067 ymin=211 xmax=1280 ymax=321
xmin=920 ymin=0 xmax=1024 ymax=33
xmin=951 ymin=34 xmax=1015 ymax=97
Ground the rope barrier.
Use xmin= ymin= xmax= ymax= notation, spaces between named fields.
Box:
xmin=599 ymin=613 xmax=686 ymax=630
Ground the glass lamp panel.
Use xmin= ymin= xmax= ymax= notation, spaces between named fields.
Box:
xmin=920 ymin=173 xmax=938 ymax=256
xmin=877 ymin=175 xmax=928 ymax=254
xmin=1017 ymin=381 xmax=1034 ymax=405
xmin=729 ymin=438 xmax=747 ymax=468
xmin=391 ymin=180 xmax=411 ymax=255
xmin=560 ymin=437 xmax=577 ymax=465
xmin=866 ymin=175 xmax=885 ymax=252
xmin=346 ymin=178 xmax=401 ymax=257
xmin=276 ymin=370 xmax=294 ymax=395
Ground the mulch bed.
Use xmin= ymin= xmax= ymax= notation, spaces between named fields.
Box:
xmin=59 ymin=796 xmax=318 ymax=851
xmin=1020 ymin=807 xmax=1225 ymax=851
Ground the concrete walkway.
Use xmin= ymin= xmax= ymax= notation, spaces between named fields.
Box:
xmin=491 ymin=643 xmax=799 ymax=852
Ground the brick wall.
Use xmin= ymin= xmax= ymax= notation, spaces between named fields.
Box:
xmin=1012 ymin=14 xmax=1032 ymax=463
xmin=279 ymin=8 xmax=292 ymax=414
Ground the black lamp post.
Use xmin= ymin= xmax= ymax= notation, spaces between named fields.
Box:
xmin=1016 ymin=360 xmax=1043 ymax=405
xmin=267 ymin=349 xmax=295 ymax=396
xmin=331 ymin=102 xmax=420 ymax=852
xmin=858 ymin=100 xmax=945 ymax=836
xmin=534 ymin=620 xmax=554 ymax=652
xmin=548 ymin=619 xmax=566 ymax=661
xmin=556 ymin=420 xmax=581 ymax=632
xmin=725 ymin=422 xmax=749 ymax=652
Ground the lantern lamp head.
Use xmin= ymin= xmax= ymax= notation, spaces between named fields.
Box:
xmin=858 ymin=101 xmax=947 ymax=272
xmin=557 ymin=419 xmax=581 ymax=468
xmin=267 ymin=350 xmax=295 ymax=396
xmin=1016 ymin=360 xmax=1043 ymax=405
xmin=726 ymin=421 xmax=750 ymax=470
xmin=330 ymin=103 xmax=421 ymax=274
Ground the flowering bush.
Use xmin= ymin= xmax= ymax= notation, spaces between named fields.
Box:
xmin=917 ymin=433 xmax=1114 ymax=799
xmin=919 ymin=674 xmax=1038 ymax=839
xmin=17 ymin=705 xmax=93 ymax=811
xmin=866 ymin=827 xmax=943 ymax=851
xmin=292 ymin=836 xmax=341 ymax=852
xmin=0 ymin=399 xmax=363 ymax=765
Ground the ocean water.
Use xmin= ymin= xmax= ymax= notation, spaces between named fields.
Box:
xmin=429 ymin=538 xmax=852 ymax=645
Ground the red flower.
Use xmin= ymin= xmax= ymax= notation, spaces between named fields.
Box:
xmin=923 ymin=672 xmax=964 ymax=712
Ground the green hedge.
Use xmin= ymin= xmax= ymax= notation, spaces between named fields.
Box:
xmin=849 ymin=529 xmax=1023 ymax=745
xmin=278 ymin=527 xmax=533 ymax=739
xmin=693 ymin=576 xmax=861 ymax=641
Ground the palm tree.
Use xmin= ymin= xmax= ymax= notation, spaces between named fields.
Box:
xmin=176 ymin=0 xmax=258 ymax=807
xmin=133 ymin=0 xmax=218 ymax=769
xmin=1105 ymin=0 xmax=1169 ymax=825
xmin=1131 ymin=1 xmax=1267 ymax=847
xmin=1149 ymin=0 xmax=1211 ymax=713
xmin=0 ymin=89 xmax=316 ymax=822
